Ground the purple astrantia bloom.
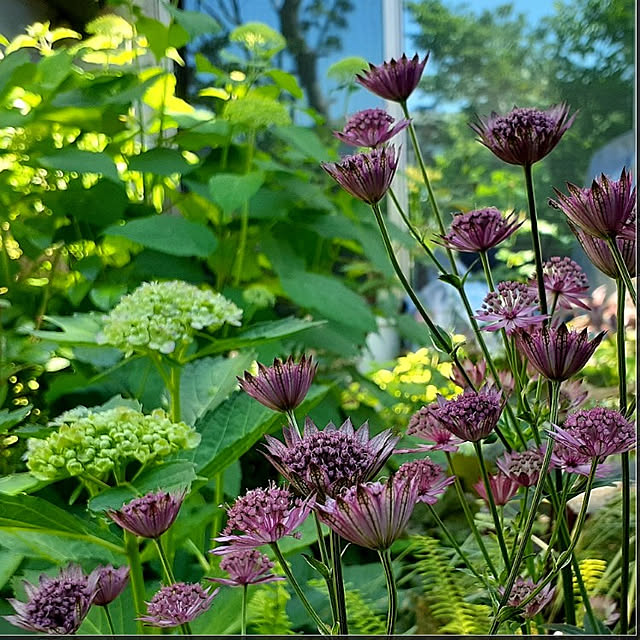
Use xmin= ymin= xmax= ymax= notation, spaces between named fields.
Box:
xmin=397 ymin=405 xmax=463 ymax=453
xmin=470 ymin=104 xmax=575 ymax=166
xmin=550 ymin=441 xmax=613 ymax=477
xmin=394 ymin=458 xmax=455 ymax=504
xmin=515 ymin=323 xmax=605 ymax=382
xmin=91 ymin=565 xmax=129 ymax=606
xmin=321 ymin=146 xmax=398 ymax=205
xmin=438 ymin=208 xmax=524 ymax=253
xmin=213 ymin=483 xmax=312 ymax=554
xmin=538 ymin=256 xmax=590 ymax=311
xmin=497 ymin=447 xmax=545 ymax=487
xmin=138 ymin=582 xmax=218 ymax=628
xmin=316 ymin=476 xmax=420 ymax=550
xmin=263 ymin=417 xmax=398 ymax=499
xmin=551 ymin=408 xmax=636 ymax=460
xmin=5 ymin=565 xmax=98 ymax=635
xmin=207 ymin=550 xmax=283 ymax=587
xmin=504 ymin=578 xmax=555 ymax=618
xmin=355 ymin=53 xmax=428 ymax=103
xmin=238 ymin=355 xmax=316 ymax=413
xmin=107 ymin=490 xmax=184 ymax=539
xmin=334 ymin=108 xmax=410 ymax=148
xmin=559 ymin=379 xmax=589 ymax=418
xmin=473 ymin=473 xmax=519 ymax=506
xmin=476 ymin=281 xmax=545 ymax=336
xmin=550 ymin=168 xmax=636 ymax=239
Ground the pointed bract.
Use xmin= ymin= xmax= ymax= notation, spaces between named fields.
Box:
xmin=395 ymin=458 xmax=455 ymax=504
xmin=473 ymin=473 xmax=519 ymax=506
xmin=107 ymin=490 xmax=184 ymax=539
xmin=536 ymin=256 xmax=591 ymax=311
xmin=334 ymin=108 xmax=410 ymax=148
xmin=355 ymin=53 xmax=429 ymax=102
xmin=91 ymin=565 xmax=129 ymax=606
xmin=476 ymin=281 xmax=545 ymax=335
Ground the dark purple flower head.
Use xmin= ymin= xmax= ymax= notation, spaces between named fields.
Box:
xmin=264 ymin=417 xmax=398 ymax=499
xmin=213 ymin=483 xmax=312 ymax=554
xmin=321 ymin=146 xmax=398 ymax=205
xmin=538 ymin=256 xmax=590 ymax=311
xmin=398 ymin=405 xmax=463 ymax=453
xmin=107 ymin=490 xmax=184 ymax=539
xmin=355 ymin=53 xmax=428 ymax=102
xmin=497 ymin=447 xmax=545 ymax=487
xmin=438 ymin=208 xmax=524 ymax=253
xmin=476 ymin=281 xmax=545 ymax=336
xmin=5 ymin=565 xmax=98 ymax=635
xmin=515 ymin=323 xmax=605 ymax=382
xmin=471 ymin=104 xmax=575 ymax=166
xmin=91 ymin=565 xmax=129 ymax=606
xmin=505 ymin=578 xmax=555 ymax=618
xmin=334 ymin=108 xmax=410 ymax=148
xmin=207 ymin=550 xmax=283 ymax=587
xmin=550 ymin=168 xmax=636 ymax=239
xmin=395 ymin=458 xmax=454 ymax=504
xmin=239 ymin=355 xmax=316 ymax=413
xmin=316 ymin=475 xmax=420 ymax=550
xmin=473 ymin=473 xmax=519 ymax=506
xmin=550 ymin=441 xmax=613 ymax=477
xmin=138 ymin=582 xmax=218 ymax=628
xmin=551 ymin=407 xmax=636 ymax=460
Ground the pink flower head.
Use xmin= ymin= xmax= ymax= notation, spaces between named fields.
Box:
xmin=355 ymin=53 xmax=429 ymax=102
xmin=497 ymin=447 xmax=545 ymax=487
xmin=505 ymin=578 xmax=555 ymax=618
xmin=395 ymin=458 xmax=455 ymax=504
xmin=473 ymin=473 xmax=520 ymax=506
xmin=438 ymin=208 xmax=524 ymax=253
xmin=334 ymin=108 xmax=410 ymax=148
xmin=476 ymin=281 xmax=545 ymax=336
xmin=107 ymin=490 xmax=184 ymax=539
xmin=470 ymin=104 xmax=575 ymax=166
xmin=321 ymin=146 xmax=398 ymax=205
xmin=515 ymin=323 xmax=605 ymax=382
xmin=213 ymin=483 xmax=312 ymax=554
xmin=398 ymin=405 xmax=462 ymax=453
xmin=264 ymin=417 xmax=398 ymax=499
xmin=538 ymin=256 xmax=590 ymax=311
xmin=91 ymin=565 xmax=129 ymax=606
xmin=550 ymin=441 xmax=613 ymax=477
xmin=239 ymin=355 xmax=316 ymax=413
xmin=138 ymin=582 xmax=218 ymax=628
xmin=550 ymin=168 xmax=636 ymax=239
xmin=207 ymin=550 xmax=283 ymax=587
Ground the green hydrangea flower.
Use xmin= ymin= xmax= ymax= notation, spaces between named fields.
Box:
xmin=97 ymin=280 xmax=242 ymax=356
xmin=26 ymin=406 xmax=200 ymax=481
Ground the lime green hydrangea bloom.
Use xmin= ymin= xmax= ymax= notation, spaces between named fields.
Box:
xmin=97 ymin=280 xmax=242 ymax=356
xmin=26 ymin=406 xmax=200 ymax=481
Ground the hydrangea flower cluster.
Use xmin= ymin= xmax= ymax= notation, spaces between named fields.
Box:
xmin=98 ymin=280 xmax=242 ymax=356
xmin=26 ymin=407 xmax=200 ymax=480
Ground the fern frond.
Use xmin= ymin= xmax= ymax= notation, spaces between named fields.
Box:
xmin=247 ymin=579 xmax=294 ymax=635
xmin=574 ymin=558 xmax=608 ymax=598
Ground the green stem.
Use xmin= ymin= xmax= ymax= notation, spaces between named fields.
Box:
xmin=286 ymin=409 xmax=301 ymax=436
xmin=608 ymin=238 xmax=636 ymax=306
xmin=554 ymin=472 xmax=576 ymax=624
xmin=313 ymin=514 xmax=336 ymax=623
xmin=169 ymin=363 xmax=181 ymax=422
xmin=211 ymin=471 xmax=225 ymax=543
xmin=330 ymin=532 xmax=348 ymax=635
xmin=124 ymin=531 xmax=147 ymax=635
xmin=104 ymin=605 xmax=116 ymax=637
xmin=155 ymin=537 xmax=176 ymax=584
xmin=378 ymin=548 xmax=397 ymax=635
xmin=241 ymin=584 xmax=248 ymax=636
xmin=233 ymin=131 xmax=256 ymax=286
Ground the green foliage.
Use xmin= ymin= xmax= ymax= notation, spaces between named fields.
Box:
xmin=247 ymin=579 xmax=294 ymax=635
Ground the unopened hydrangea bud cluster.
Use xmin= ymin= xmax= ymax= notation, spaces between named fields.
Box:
xmin=26 ymin=407 xmax=200 ymax=480
xmin=98 ymin=280 xmax=242 ymax=356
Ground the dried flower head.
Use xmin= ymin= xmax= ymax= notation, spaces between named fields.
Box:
xmin=91 ymin=565 xmax=129 ymax=606
xmin=473 ymin=473 xmax=519 ymax=506
xmin=398 ymin=405 xmax=462 ymax=453
xmin=395 ymin=458 xmax=455 ymax=504
xmin=471 ymin=104 xmax=575 ymax=166
xmin=497 ymin=447 xmax=545 ymax=487
xmin=505 ymin=578 xmax=555 ymax=618
xmin=207 ymin=550 xmax=283 ymax=587
xmin=138 ymin=582 xmax=218 ymax=628
xmin=476 ymin=281 xmax=545 ymax=335
xmin=355 ymin=53 xmax=428 ymax=102
xmin=538 ymin=256 xmax=590 ymax=310
xmin=334 ymin=108 xmax=410 ymax=148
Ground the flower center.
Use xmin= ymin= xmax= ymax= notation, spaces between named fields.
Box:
xmin=492 ymin=108 xmax=556 ymax=139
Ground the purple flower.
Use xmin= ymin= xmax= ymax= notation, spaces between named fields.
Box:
xmin=316 ymin=476 xmax=420 ymax=550
xmin=504 ymin=577 xmax=555 ymax=618
xmin=5 ymin=565 xmax=98 ymax=635
xmin=559 ymin=379 xmax=589 ymax=417
xmin=515 ymin=323 xmax=605 ymax=382
xmin=238 ymin=355 xmax=316 ymax=413
xmin=355 ymin=53 xmax=428 ymax=102
xmin=473 ymin=473 xmax=519 ymax=506
xmin=91 ymin=565 xmax=129 ymax=606
xmin=550 ymin=441 xmax=613 ymax=477
xmin=213 ymin=483 xmax=312 ymax=554
xmin=321 ymin=145 xmax=398 ymax=205
xmin=551 ymin=407 xmax=636 ymax=460
xmin=263 ymin=417 xmax=398 ymax=499
xmin=397 ymin=405 xmax=462 ymax=453
xmin=438 ymin=208 xmax=524 ymax=253
xmin=107 ymin=490 xmax=184 ymax=539
xmin=334 ymin=108 xmax=410 ymax=148
xmin=476 ymin=281 xmax=546 ymax=335
xmin=497 ymin=447 xmax=545 ymax=488
xmin=207 ymin=550 xmax=283 ymax=587
xmin=449 ymin=361 xmax=515 ymax=396
xmin=470 ymin=104 xmax=575 ymax=166
xmin=395 ymin=458 xmax=455 ymax=504
xmin=138 ymin=582 xmax=218 ymax=628
xmin=550 ymin=168 xmax=636 ymax=239
xmin=537 ymin=256 xmax=590 ymax=311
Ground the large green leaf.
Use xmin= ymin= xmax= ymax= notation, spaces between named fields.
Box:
xmin=30 ymin=313 xmax=102 ymax=344
xmin=0 ymin=549 xmax=23 ymax=590
xmin=0 ymin=473 xmax=47 ymax=495
xmin=165 ymin=4 xmax=221 ymax=39
xmin=208 ymin=172 xmax=264 ymax=215
xmin=38 ymin=149 xmax=119 ymax=182
xmin=127 ymin=148 xmax=196 ymax=176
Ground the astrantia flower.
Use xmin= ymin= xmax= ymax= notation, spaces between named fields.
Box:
xmin=538 ymin=256 xmax=590 ymax=310
xmin=550 ymin=442 xmax=612 ymax=477
xmin=355 ymin=53 xmax=428 ymax=102
xmin=98 ymin=280 xmax=242 ymax=356
xmin=449 ymin=361 xmax=515 ymax=396
xmin=334 ymin=108 xmax=410 ymax=148
xmin=107 ymin=490 xmax=184 ymax=539
xmin=504 ymin=578 xmax=555 ymax=618
xmin=138 ymin=582 xmax=218 ymax=628
xmin=497 ymin=447 xmax=545 ymax=487
xmin=91 ymin=565 xmax=129 ymax=606
xmin=398 ymin=405 xmax=462 ymax=453
xmin=515 ymin=324 xmax=605 ymax=382
xmin=470 ymin=104 xmax=575 ymax=166
xmin=438 ymin=208 xmax=523 ymax=253
xmin=264 ymin=417 xmax=398 ymax=499
xmin=207 ymin=550 xmax=283 ymax=587
xmin=238 ymin=355 xmax=316 ymax=413
xmin=473 ymin=473 xmax=519 ymax=506
xmin=321 ymin=145 xmax=398 ymax=205
xmin=5 ymin=565 xmax=98 ymax=635
xmin=476 ymin=281 xmax=545 ymax=335
xmin=213 ymin=483 xmax=312 ymax=554
xmin=316 ymin=476 xmax=420 ymax=550
xmin=395 ymin=458 xmax=454 ymax=504
xmin=559 ymin=379 xmax=589 ymax=417
xmin=550 ymin=168 xmax=636 ymax=239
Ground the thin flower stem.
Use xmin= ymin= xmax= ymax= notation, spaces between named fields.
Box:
xmin=542 ymin=477 xmax=573 ymax=566
xmin=378 ymin=548 xmax=398 ymax=635
xmin=155 ymin=537 xmax=176 ymax=584
xmin=286 ymin=409 xmax=301 ymax=436
xmin=211 ymin=471 xmax=225 ymax=547
xmin=124 ymin=531 xmax=147 ymax=635
xmin=313 ymin=513 xmax=336 ymax=623
xmin=169 ymin=363 xmax=181 ymax=422
xmin=608 ymin=238 xmax=637 ymax=306
xmin=241 ymin=584 xmax=248 ymax=636
xmin=556 ymin=470 xmax=576 ymax=624
xmin=330 ymin=531 xmax=349 ymax=635
xmin=104 ymin=605 xmax=116 ymax=637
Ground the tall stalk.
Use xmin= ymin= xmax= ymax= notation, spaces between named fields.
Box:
xmin=379 ymin=548 xmax=397 ymax=635
xmin=330 ymin=532 xmax=349 ymax=634
xmin=124 ymin=531 xmax=147 ymax=635
xmin=608 ymin=239 xmax=636 ymax=306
